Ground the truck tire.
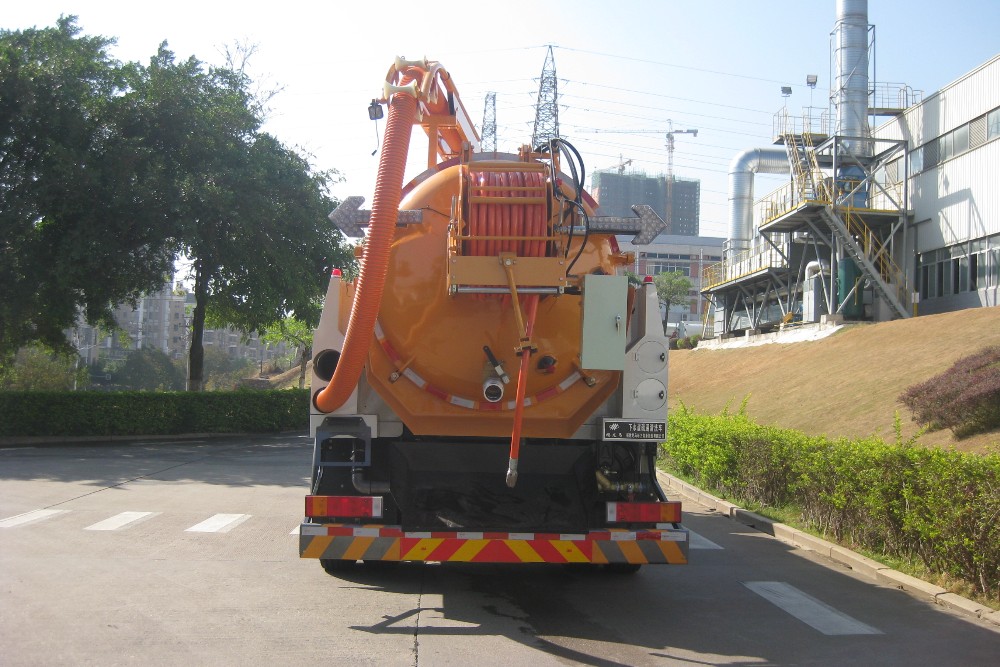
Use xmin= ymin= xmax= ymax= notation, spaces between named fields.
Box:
xmin=320 ymin=558 xmax=356 ymax=573
xmin=604 ymin=563 xmax=642 ymax=574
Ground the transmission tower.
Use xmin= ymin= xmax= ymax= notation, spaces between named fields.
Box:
xmin=481 ymin=92 xmax=497 ymax=153
xmin=531 ymin=45 xmax=559 ymax=150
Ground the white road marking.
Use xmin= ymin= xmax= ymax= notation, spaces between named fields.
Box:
xmin=744 ymin=581 xmax=882 ymax=635
xmin=290 ymin=525 xmax=300 ymax=535
xmin=0 ymin=509 xmax=68 ymax=528
xmin=185 ymin=513 xmax=251 ymax=533
xmin=85 ymin=511 xmax=159 ymax=531
xmin=688 ymin=529 xmax=723 ymax=549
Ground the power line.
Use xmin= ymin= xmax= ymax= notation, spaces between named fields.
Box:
xmin=555 ymin=46 xmax=795 ymax=86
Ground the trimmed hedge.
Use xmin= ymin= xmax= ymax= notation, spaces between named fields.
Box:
xmin=0 ymin=390 xmax=309 ymax=437
xmin=662 ymin=405 xmax=1000 ymax=600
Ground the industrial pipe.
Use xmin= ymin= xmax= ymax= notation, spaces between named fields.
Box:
xmin=727 ymin=147 xmax=789 ymax=253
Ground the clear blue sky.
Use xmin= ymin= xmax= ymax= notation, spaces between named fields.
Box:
xmin=6 ymin=1 xmax=999 ymax=238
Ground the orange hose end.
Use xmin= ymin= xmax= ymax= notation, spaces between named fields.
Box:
xmin=314 ymin=88 xmax=418 ymax=413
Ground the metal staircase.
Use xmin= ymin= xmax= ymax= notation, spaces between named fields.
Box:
xmin=818 ymin=206 xmax=911 ymax=319
xmin=784 ymin=132 xmax=910 ymax=320
xmin=783 ymin=132 xmax=828 ymax=202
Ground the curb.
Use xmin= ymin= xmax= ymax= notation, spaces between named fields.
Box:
xmin=657 ymin=469 xmax=1000 ymax=628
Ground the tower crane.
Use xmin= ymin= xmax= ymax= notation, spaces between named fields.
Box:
xmin=604 ymin=154 xmax=632 ymax=174
xmin=581 ymin=122 xmax=697 ymax=233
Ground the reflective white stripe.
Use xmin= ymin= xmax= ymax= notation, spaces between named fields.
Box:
xmin=402 ymin=368 xmax=424 ymax=387
xmin=507 ymin=532 xmax=535 ymax=540
xmin=744 ymin=582 xmax=881 ymax=635
xmin=660 ymin=531 xmax=689 ymax=542
xmin=457 ymin=532 xmax=483 ymax=539
xmin=451 ymin=396 xmax=476 ymax=409
xmin=606 ymin=502 xmax=618 ymax=522
xmin=559 ymin=372 xmax=582 ymax=391
xmin=611 ymin=531 xmax=637 ymax=541
xmin=300 ymin=524 xmax=327 ymax=536
xmin=185 ymin=513 xmax=251 ymax=533
xmin=0 ymin=509 xmax=68 ymax=528
xmin=407 ymin=532 xmax=433 ymax=538
xmin=352 ymin=527 xmax=381 ymax=537
xmin=559 ymin=534 xmax=587 ymax=541
xmin=85 ymin=511 xmax=157 ymax=531
xmin=687 ymin=529 xmax=721 ymax=549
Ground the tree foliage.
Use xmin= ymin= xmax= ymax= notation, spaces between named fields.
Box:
xmin=101 ymin=348 xmax=185 ymax=392
xmin=0 ymin=18 xmax=353 ymax=389
xmin=0 ymin=343 xmax=87 ymax=391
xmin=0 ymin=17 xmax=175 ymax=359
xmin=263 ymin=315 xmax=315 ymax=389
xmin=653 ymin=271 xmax=692 ymax=330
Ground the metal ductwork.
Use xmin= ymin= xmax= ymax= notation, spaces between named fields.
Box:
xmin=834 ymin=0 xmax=870 ymax=155
xmin=727 ymin=147 xmax=789 ymax=253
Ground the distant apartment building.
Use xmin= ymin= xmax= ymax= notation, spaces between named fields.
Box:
xmin=69 ymin=283 xmax=287 ymax=369
xmin=591 ymin=171 xmax=700 ymax=237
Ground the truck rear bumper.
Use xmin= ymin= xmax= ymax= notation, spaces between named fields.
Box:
xmin=299 ymin=523 xmax=688 ymax=565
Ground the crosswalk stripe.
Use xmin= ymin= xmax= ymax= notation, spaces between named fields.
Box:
xmin=688 ymin=529 xmax=723 ymax=549
xmin=85 ymin=511 xmax=158 ymax=531
xmin=185 ymin=513 xmax=251 ymax=533
xmin=0 ymin=509 xmax=68 ymax=528
xmin=744 ymin=581 xmax=882 ymax=635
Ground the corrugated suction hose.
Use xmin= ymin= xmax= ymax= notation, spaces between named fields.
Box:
xmin=314 ymin=87 xmax=417 ymax=413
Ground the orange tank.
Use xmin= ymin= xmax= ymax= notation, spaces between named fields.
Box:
xmin=345 ymin=158 xmax=625 ymax=439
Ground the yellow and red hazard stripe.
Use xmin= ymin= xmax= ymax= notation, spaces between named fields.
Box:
xmin=300 ymin=524 xmax=688 ymax=565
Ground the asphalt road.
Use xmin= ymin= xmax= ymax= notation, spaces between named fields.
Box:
xmin=1 ymin=434 xmax=998 ymax=666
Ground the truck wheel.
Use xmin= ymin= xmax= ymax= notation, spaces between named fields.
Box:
xmin=320 ymin=558 xmax=356 ymax=573
xmin=362 ymin=560 xmax=399 ymax=569
xmin=604 ymin=563 xmax=642 ymax=574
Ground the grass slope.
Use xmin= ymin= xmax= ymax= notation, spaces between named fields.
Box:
xmin=668 ymin=307 xmax=1000 ymax=452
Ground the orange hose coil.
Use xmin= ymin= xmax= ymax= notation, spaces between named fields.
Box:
xmin=314 ymin=80 xmax=418 ymax=413
xmin=464 ymin=169 xmax=548 ymax=483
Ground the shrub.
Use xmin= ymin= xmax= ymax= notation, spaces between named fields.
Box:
xmin=661 ymin=408 xmax=1000 ymax=599
xmin=899 ymin=346 xmax=1000 ymax=437
xmin=0 ymin=389 xmax=309 ymax=437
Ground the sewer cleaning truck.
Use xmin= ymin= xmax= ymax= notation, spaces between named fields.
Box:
xmin=299 ymin=57 xmax=688 ymax=571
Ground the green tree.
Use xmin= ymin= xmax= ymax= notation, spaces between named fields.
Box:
xmin=201 ymin=347 xmax=255 ymax=391
xmin=653 ymin=271 xmax=692 ymax=334
xmin=124 ymin=45 xmax=351 ymax=390
xmin=2 ymin=19 xmax=352 ymax=387
xmin=263 ymin=316 xmax=315 ymax=389
xmin=0 ymin=17 xmax=177 ymax=360
xmin=0 ymin=343 xmax=87 ymax=391
xmin=107 ymin=348 xmax=185 ymax=391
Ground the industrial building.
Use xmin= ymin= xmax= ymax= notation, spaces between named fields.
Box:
xmin=701 ymin=0 xmax=999 ymax=338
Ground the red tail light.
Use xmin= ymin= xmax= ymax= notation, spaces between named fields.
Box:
xmin=606 ymin=501 xmax=681 ymax=523
xmin=306 ymin=495 xmax=383 ymax=519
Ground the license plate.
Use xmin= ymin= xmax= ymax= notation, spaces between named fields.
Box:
xmin=603 ymin=419 xmax=666 ymax=441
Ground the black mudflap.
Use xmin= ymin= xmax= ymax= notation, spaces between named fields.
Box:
xmin=388 ymin=440 xmax=599 ymax=534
